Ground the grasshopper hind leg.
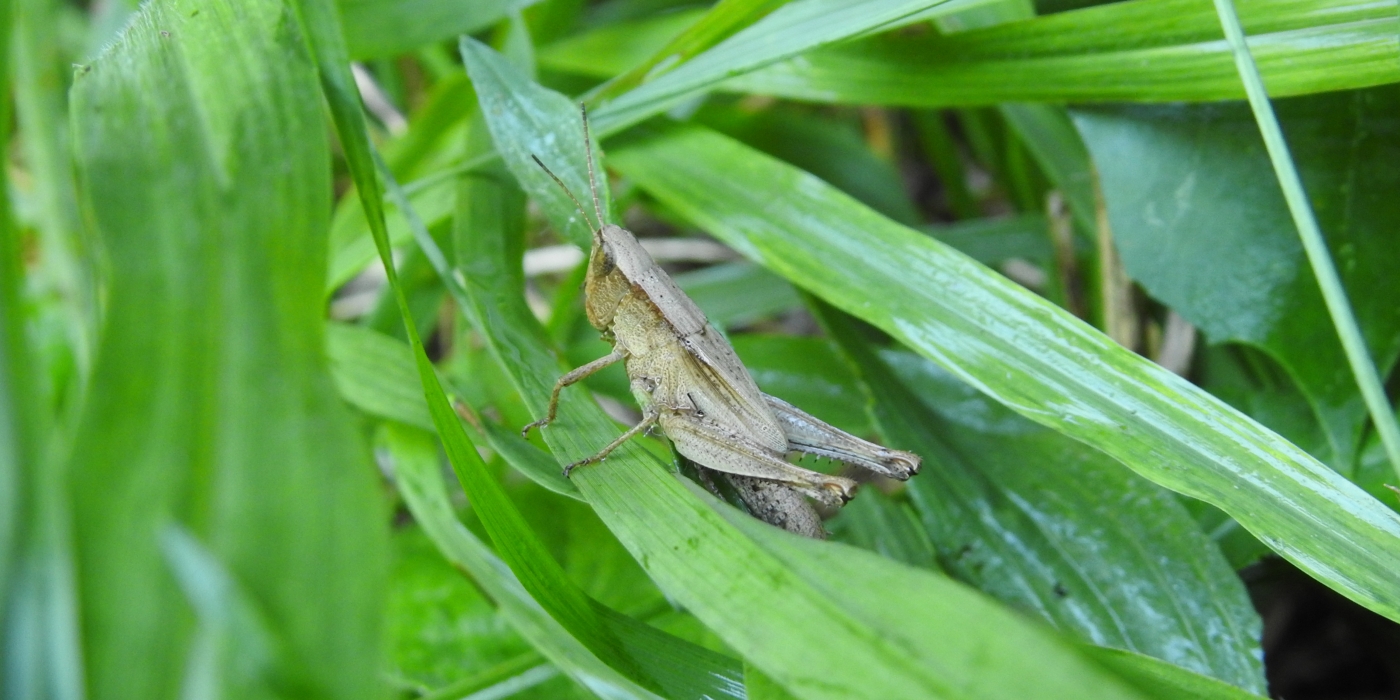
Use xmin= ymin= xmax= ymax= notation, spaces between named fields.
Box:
xmin=660 ymin=410 xmax=857 ymax=508
xmin=763 ymin=394 xmax=921 ymax=480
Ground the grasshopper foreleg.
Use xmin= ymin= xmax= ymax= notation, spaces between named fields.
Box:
xmin=522 ymin=347 xmax=628 ymax=438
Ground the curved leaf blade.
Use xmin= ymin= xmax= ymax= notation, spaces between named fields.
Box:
xmin=607 ymin=124 xmax=1400 ymax=623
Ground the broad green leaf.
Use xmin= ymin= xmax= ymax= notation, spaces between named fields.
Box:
xmin=605 ymin=124 xmax=1400 ymax=623
xmin=69 ymin=2 xmax=387 ymax=698
xmin=382 ymin=424 xmax=660 ymax=699
xmin=307 ymin=2 xmax=745 ymax=695
xmin=820 ymin=304 xmax=1264 ymax=691
xmin=1073 ymin=89 xmax=1400 ymax=474
xmin=719 ymin=0 xmax=1399 ymax=105
xmin=338 ymin=0 xmax=543 ymax=59
xmin=459 ymin=39 xmax=1157 ymax=700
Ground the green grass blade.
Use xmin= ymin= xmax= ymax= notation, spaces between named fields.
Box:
xmin=158 ymin=526 xmax=280 ymax=698
xmin=1211 ymin=0 xmax=1400 ymax=480
xmin=294 ymin=3 xmax=740 ymax=697
xmin=69 ymin=2 xmax=388 ymax=697
xmin=381 ymin=424 xmax=661 ymax=699
xmin=606 ymin=124 xmax=1400 ymax=624
xmin=589 ymin=0 xmax=956 ymax=135
xmin=714 ymin=0 xmax=1397 ymax=105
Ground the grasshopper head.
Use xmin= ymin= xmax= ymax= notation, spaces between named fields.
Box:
xmin=583 ymin=224 xmax=635 ymax=331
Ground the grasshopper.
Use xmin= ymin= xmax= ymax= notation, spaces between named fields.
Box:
xmin=523 ymin=108 xmax=920 ymax=531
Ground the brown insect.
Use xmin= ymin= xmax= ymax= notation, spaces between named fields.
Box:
xmin=524 ymin=108 xmax=920 ymax=536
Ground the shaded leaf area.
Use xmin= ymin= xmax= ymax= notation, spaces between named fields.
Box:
xmin=67 ymin=2 xmax=386 ymax=698
xmin=459 ymin=39 xmax=1156 ymax=700
xmin=605 ymin=123 xmax=1400 ymax=624
xmin=1073 ymin=87 xmax=1400 ymax=475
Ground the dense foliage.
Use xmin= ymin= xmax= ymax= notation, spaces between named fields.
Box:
xmin=3 ymin=0 xmax=1398 ymax=698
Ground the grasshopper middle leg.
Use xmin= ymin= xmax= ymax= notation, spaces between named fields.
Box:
xmin=562 ymin=406 xmax=659 ymax=477
xmin=522 ymin=347 xmax=627 ymax=437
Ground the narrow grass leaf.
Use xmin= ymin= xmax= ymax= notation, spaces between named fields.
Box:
xmin=326 ymin=321 xmax=435 ymax=430
xmin=1082 ymin=648 xmax=1266 ymax=700
xmin=607 ymin=124 xmax=1400 ymax=623
xmin=589 ymin=0 xmax=791 ymax=100
xmin=70 ymin=2 xmax=388 ymax=698
xmin=158 ymin=527 xmax=280 ymax=700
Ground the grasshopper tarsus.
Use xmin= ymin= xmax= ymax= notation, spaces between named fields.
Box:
xmin=562 ymin=458 xmax=590 ymax=478
xmin=521 ymin=419 xmax=548 ymax=439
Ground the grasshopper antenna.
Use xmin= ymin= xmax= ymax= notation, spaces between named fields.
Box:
xmin=579 ymin=103 xmax=606 ymax=227
xmin=530 ymin=154 xmax=598 ymax=233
